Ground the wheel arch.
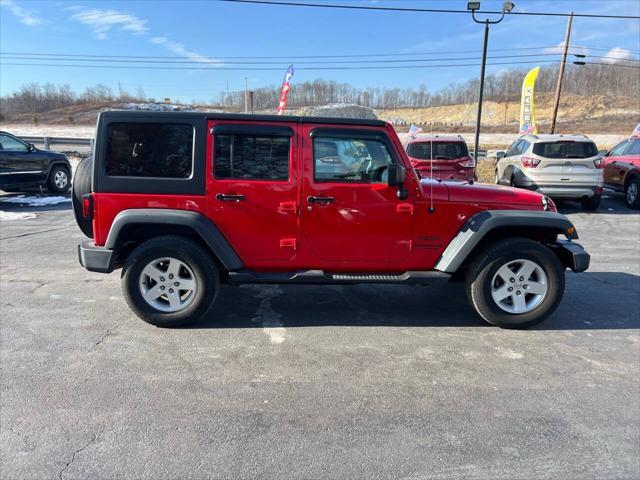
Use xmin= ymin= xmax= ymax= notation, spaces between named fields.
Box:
xmin=105 ymin=209 xmax=243 ymax=273
xmin=623 ymin=169 xmax=639 ymax=188
xmin=435 ymin=210 xmax=578 ymax=274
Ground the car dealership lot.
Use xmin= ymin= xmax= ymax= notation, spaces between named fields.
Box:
xmin=1 ymin=196 xmax=639 ymax=479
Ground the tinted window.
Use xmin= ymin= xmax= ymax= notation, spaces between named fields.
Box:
xmin=625 ymin=139 xmax=640 ymax=156
xmin=214 ymin=135 xmax=289 ymax=180
xmin=314 ymin=136 xmax=394 ymax=183
xmin=533 ymin=141 xmax=598 ymax=159
xmin=407 ymin=141 xmax=468 ymax=160
xmin=609 ymin=140 xmax=629 ymax=156
xmin=507 ymin=139 xmax=523 ymax=157
xmin=106 ymin=123 xmax=193 ymax=178
xmin=0 ymin=134 xmax=28 ymax=152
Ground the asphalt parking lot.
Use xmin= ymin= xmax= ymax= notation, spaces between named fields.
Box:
xmin=1 ymin=194 xmax=639 ymax=480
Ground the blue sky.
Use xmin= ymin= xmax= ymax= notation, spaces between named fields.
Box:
xmin=1 ymin=0 xmax=639 ymax=103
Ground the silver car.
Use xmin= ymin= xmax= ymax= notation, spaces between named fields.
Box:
xmin=495 ymin=134 xmax=604 ymax=210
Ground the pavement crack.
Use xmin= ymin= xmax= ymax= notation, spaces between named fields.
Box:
xmin=88 ymin=323 xmax=124 ymax=352
xmin=0 ymin=224 xmax=74 ymax=241
xmin=57 ymin=433 xmax=96 ymax=480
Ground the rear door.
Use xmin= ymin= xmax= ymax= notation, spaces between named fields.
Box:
xmin=300 ymin=124 xmax=412 ymax=269
xmin=604 ymin=139 xmax=638 ymax=189
xmin=531 ymin=140 xmax=601 ymax=186
xmin=206 ymin=121 xmax=299 ymax=268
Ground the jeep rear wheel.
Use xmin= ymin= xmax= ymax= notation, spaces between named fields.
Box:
xmin=465 ymin=237 xmax=564 ymax=329
xmin=121 ymin=235 xmax=219 ymax=327
xmin=625 ymin=178 xmax=640 ymax=209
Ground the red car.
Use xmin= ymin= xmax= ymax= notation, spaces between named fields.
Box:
xmin=405 ymin=135 xmax=476 ymax=181
xmin=603 ymin=134 xmax=640 ymax=209
xmin=74 ymin=111 xmax=589 ymax=330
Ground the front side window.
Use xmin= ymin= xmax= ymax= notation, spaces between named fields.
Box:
xmin=407 ymin=141 xmax=468 ymax=160
xmin=314 ymin=137 xmax=394 ymax=183
xmin=214 ymin=135 xmax=289 ymax=180
xmin=533 ymin=141 xmax=598 ymax=159
xmin=106 ymin=123 xmax=193 ymax=178
xmin=609 ymin=140 xmax=629 ymax=156
xmin=507 ymin=140 xmax=523 ymax=157
xmin=624 ymin=139 xmax=640 ymax=156
xmin=0 ymin=134 xmax=29 ymax=152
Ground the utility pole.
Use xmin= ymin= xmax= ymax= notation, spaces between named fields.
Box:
xmin=244 ymin=77 xmax=249 ymax=113
xmin=249 ymin=91 xmax=255 ymax=114
xmin=118 ymin=81 xmax=123 ymax=101
xmin=551 ymin=12 xmax=573 ymax=134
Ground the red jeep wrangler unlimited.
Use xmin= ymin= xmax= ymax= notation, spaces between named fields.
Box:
xmin=74 ymin=112 xmax=589 ymax=329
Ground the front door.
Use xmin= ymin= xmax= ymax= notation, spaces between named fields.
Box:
xmin=0 ymin=133 xmax=45 ymax=187
xmin=300 ymin=124 xmax=412 ymax=270
xmin=206 ymin=121 xmax=299 ymax=268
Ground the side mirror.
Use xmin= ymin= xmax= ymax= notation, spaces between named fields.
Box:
xmin=598 ymin=149 xmax=608 ymax=156
xmin=496 ymin=151 xmax=506 ymax=159
xmin=28 ymin=143 xmax=35 ymax=152
xmin=387 ymin=164 xmax=407 ymax=187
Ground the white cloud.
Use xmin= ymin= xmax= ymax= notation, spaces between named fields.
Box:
xmin=0 ymin=0 xmax=45 ymax=26
xmin=603 ymin=47 xmax=633 ymax=64
xmin=543 ymin=42 xmax=590 ymax=57
xmin=150 ymin=36 xmax=219 ymax=65
xmin=69 ymin=8 xmax=148 ymax=39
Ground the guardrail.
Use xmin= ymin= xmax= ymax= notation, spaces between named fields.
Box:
xmin=19 ymin=136 xmax=94 ymax=151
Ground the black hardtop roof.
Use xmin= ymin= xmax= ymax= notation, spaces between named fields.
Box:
xmin=99 ymin=110 xmax=388 ymax=127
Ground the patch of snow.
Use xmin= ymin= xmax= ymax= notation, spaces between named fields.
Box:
xmin=0 ymin=211 xmax=37 ymax=221
xmin=0 ymin=195 xmax=70 ymax=206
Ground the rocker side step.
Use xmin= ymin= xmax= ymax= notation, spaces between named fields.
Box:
xmin=229 ymin=270 xmax=449 ymax=285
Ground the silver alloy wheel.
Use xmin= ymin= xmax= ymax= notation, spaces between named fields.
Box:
xmin=138 ymin=257 xmax=197 ymax=312
xmin=490 ymin=258 xmax=548 ymax=314
xmin=627 ymin=181 xmax=638 ymax=204
xmin=54 ymin=170 xmax=68 ymax=189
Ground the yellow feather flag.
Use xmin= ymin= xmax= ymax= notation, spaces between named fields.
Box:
xmin=519 ymin=66 xmax=540 ymax=134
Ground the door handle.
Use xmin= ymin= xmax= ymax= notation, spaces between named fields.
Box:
xmin=216 ymin=193 xmax=245 ymax=202
xmin=307 ymin=196 xmax=335 ymax=204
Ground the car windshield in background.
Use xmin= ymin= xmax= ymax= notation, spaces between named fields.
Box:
xmin=407 ymin=141 xmax=468 ymax=160
xmin=533 ymin=141 xmax=598 ymax=159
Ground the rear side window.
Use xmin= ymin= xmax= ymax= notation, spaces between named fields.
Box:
xmin=533 ymin=141 xmax=598 ymax=159
xmin=106 ymin=123 xmax=193 ymax=178
xmin=214 ymin=135 xmax=289 ymax=180
xmin=407 ymin=141 xmax=468 ymax=160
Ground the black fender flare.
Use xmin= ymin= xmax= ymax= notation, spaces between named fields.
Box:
xmin=45 ymin=159 xmax=72 ymax=179
xmin=105 ymin=209 xmax=243 ymax=271
xmin=434 ymin=209 xmax=578 ymax=273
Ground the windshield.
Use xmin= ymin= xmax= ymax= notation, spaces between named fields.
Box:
xmin=407 ymin=141 xmax=468 ymax=160
xmin=532 ymin=141 xmax=598 ymax=159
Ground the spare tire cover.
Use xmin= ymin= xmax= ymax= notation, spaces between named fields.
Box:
xmin=72 ymin=156 xmax=94 ymax=238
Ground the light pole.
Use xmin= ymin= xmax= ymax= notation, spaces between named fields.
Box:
xmin=468 ymin=1 xmax=514 ymax=161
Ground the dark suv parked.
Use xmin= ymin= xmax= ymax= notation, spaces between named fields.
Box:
xmin=0 ymin=131 xmax=72 ymax=193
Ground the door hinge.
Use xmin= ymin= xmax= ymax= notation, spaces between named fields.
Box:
xmin=278 ymin=201 xmax=298 ymax=214
xmin=396 ymin=203 xmax=414 ymax=214
xmin=279 ymin=238 xmax=297 ymax=250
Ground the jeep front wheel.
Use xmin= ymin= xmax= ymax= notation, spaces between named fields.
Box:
xmin=121 ymin=235 xmax=219 ymax=327
xmin=465 ymin=237 xmax=565 ymax=329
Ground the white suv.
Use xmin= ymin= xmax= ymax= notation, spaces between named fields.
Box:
xmin=495 ymin=134 xmax=604 ymax=210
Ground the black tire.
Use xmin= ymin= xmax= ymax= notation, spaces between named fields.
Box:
xmin=581 ymin=194 xmax=601 ymax=211
xmin=624 ymin=178 xmax=640 ymax=209
xmin=46 ymin=164 xmax=71 ymax=193
xmin=71 ymin=157 xmax=93 ymax=237
xmin=510 ymin=175 xmax=517 ymax=188
xmin=465 ymin=237 xmax=565 ymax=329
xmin=121 ymin=235 xmax=220 ymax=328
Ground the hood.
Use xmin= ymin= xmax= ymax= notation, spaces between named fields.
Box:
xmin=440 ymin=180 xmax=545 ymax=206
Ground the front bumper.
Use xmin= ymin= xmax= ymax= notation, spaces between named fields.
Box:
xmin=78 ymin=241 xmax=115 ymax=273
xmin=552 ymin=240 xmax=590 ymax=273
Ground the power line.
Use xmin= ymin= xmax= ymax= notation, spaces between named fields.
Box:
xmin=216 ymin=0 xmax=640 ymax=19
xmin=0 ymin=46 xmax=588 ymax=60
xmin=4 ymin=59 xmax=639 ymax=71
